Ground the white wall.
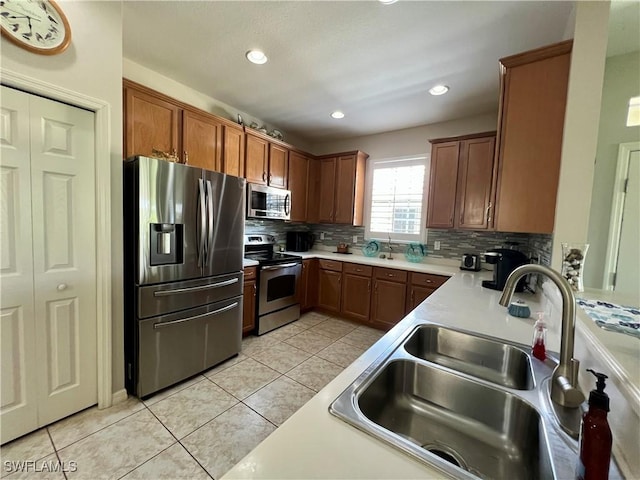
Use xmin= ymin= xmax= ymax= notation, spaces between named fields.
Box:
xmin=552 ymin=1 xmax=610 ymax=271
xmin=586 ymin=51 xmax=640 ymax=288
xmin=310 ymin=112 xmax=498 ymax=158
xmin=1 ymin=0 xmax=125 ymax=395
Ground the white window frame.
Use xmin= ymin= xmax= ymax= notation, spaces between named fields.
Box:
xmin=364 ymin=154 xmax=430 ymax=244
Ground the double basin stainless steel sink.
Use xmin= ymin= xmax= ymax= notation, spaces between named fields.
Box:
xmin=329 ymin=323 xmax=582 ymax=479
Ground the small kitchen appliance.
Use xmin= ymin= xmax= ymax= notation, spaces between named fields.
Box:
xmin=460 ymin=253 xmax=481 ymax=271
xmin=481 ymin=248 xmax=529 ymax=291
xmin=247 ymin=183 xmax=291 ymax=221
xmin=286 ymin=231 xmax=315 ymax=252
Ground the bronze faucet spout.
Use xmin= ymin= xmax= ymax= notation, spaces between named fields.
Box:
xmin=499 ymin=264 xmax=585 ymax=408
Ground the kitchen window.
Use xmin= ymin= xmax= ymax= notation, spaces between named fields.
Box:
xmin=364 ymin=155 xmax=429 ymax=243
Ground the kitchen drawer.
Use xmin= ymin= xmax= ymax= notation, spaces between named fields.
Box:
xmin=244 ymin=266 xmax=257 ymax=281
xmin=409 ymin=272 xmax=449 ymax=288
xmin=343 ymin=263 xmax=372 ymax=277
xmin=374 ymin=267 xmax=407 ymax=283
xmin=319 ymin=259 xmax=343 ymax=272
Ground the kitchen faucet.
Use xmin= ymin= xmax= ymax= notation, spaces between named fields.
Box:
xmin=499 ymin=264 xmax=585 ymax=408
xmin=387 ymin=235 xmax=393 ymax=260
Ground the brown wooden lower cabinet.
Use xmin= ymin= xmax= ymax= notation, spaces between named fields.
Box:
xmin=297 ymin=260 xmax=449 ymax=331
xmin=242 ymin=267 xmax=257 ymax=336
xmin=405 ymin=272 xmax=449 ymax=313
xmin=341 ymin=263 xmax=373 ymax=323
xmin=299 ymin=259 xmax=318 ymax=312
xmin=406 ymin=285 xmax=436 ymax=313
xmin=318 ymin=268 xmax=342 ymax=313
xmin=370 ymin=277 xmax=407 ymax=331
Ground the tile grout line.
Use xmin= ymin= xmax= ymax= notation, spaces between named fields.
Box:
xmin=45 ymin=429 xmax=68 ymax=480
xmin=133 ymin=403 xmax=215 ymax=480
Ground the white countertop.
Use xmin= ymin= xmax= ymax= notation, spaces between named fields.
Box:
xmin=243 ymin=258 xmax=259 ymax=268
xmin=226 ymin=252 xmax=639 ymax=479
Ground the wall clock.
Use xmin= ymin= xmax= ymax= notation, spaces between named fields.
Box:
xmin=1 ymin=0 xmax=71 ymax=55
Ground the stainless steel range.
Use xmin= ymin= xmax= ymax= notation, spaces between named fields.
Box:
xmin=244 ymin=235 xmax=302 ymax=335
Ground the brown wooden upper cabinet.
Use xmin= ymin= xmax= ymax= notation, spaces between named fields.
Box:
xmin=493 ymin=40 xmax=572 ymax=234
xmin=123 ymin=79 xmax=245 ymax=176
xmin=124 ymin=82 xmax=180 ymax=160
xmin=426 ymin=133 xmax=496 ymax=230
xmin=288 ymin=150 xmax=310 ymax=222
xmin=182 ymin=109 xmax=221 ymax=171
xmin=316 ymin=151 xmax=368 ymax=225
xmin=221 ymin=124 xmax=245 ymax=178
xmin=244 ymin=129 xmax=289 ymax=189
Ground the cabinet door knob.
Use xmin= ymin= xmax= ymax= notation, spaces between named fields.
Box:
xmin=262 ymin=172 xmax=267 ymax=181
xmin=268 ymin=173 xmax=272 ymax=183
xmin=57 ymin=283 xmax=68 ymax=291
xmin=183 ymin=151 xmax=189 ymax=165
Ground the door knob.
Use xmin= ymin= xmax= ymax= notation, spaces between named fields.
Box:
xmin=57 ymin=283 xmax=68 ymax=291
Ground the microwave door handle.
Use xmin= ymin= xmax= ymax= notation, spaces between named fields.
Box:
xmin=284 ymin=193 xmax=290 ymax=216
xmin=205 ymin=180 xmax=214 ymax=266
xmin=197 ymin=178 xmax=206 ymax=267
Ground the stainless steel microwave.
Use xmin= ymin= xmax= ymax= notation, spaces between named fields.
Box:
xmin=247 ymin=183 xmax=291 ymax=221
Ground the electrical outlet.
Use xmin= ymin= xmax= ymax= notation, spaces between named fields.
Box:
xmin=352 ymin=235 xmax=358 ymax=243
xmin=434 ymin=241 xmax=441 ymax=250
xmin=320 ymin=232 xmax=325 ymax=240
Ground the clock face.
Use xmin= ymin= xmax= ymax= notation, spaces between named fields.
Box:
xmin=0 ymin=0 xmax=71 ymax=54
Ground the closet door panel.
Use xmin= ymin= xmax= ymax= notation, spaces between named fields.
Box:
xmin=0 ymin=87 xmax=39 ymax=444
xmin=29 ymin=94 xmax=98 ymax=425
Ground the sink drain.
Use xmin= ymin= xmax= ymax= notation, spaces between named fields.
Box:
xmin=422 ymin=443 xmax=468 ymax=471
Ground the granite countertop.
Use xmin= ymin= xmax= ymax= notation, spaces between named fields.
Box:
xmin=226 ymin=252 xmax=638 ymax=479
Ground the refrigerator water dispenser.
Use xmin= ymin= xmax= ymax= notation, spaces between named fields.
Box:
xmin=150 ymin=223 xmax=183 ymax=265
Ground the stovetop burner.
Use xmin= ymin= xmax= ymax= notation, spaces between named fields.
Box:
xmin=244 ymin=234 xmax=302 ymax=266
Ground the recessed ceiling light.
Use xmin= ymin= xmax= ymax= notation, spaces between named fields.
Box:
xmin=429 ymin=85 xmax=449 ymax=96
xmin=246 ymin=50 xmax=268 ymax=65
xmin=330 ymin=111 xmax=345 ymax=119
xmin=379 ymin=0 xmax=398 ymax=4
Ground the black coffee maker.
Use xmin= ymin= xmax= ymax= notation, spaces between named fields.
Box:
xmin=482 ymin=248 xmax=529 ymax=292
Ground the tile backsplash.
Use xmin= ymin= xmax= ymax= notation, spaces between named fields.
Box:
xmin=244 ymin=220 xmax=552 ymax=266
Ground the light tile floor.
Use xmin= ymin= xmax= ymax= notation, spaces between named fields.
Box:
xmin=1 ymin=313 xmax=383 ymax=480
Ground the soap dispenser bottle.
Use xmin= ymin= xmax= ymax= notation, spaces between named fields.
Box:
xmin=531 ymin=312 xmax=547 ymax=361
xmin=576 ymin=369 xmax=612 ymax=480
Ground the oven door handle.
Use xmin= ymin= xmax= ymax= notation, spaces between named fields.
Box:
xmin=262 ymin=262 xmax=300 ymax=270
xmin=153 ymin=278 xmax=239 ymax=297
xmin=153 ymin=302 xmax=239 ymax=329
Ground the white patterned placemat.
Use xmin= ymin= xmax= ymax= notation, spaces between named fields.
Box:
xmin=577 ymin=298 xmax=640 ymax=339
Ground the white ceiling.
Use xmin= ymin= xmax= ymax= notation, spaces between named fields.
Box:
xmin=122 ymin=1 xmax=577 ymax=143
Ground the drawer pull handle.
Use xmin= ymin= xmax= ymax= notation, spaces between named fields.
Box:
xmin=153 ymin=302 xmax=239 ymax=329
xmin=154 ymin=278 xmax=239 ymax=296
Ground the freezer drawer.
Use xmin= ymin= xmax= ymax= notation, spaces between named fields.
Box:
xmin=135 ymin=295 xmax=242 ymax=397
xmin=137 ymin=272 xmax=243 ymax=319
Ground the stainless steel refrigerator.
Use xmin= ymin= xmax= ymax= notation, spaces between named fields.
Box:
xmin=123 ymin=156 xmax=246 ymax=398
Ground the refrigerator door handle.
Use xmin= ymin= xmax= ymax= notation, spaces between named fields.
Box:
xmin=198 ymin=178 xmax=206 ymax=267
xmin=152 ymin=301 xmax=239 ymax=329
xmin=205 ymin=179 xmax=214 ymax=266
xmin=152 ymin=277 xmax=239 ymax=296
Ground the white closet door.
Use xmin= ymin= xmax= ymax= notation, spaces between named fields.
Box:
xmin=29 ymin=94 xmax=97 ymax=425
xmin=0 ymin=87 xmax=39 ymax=443
xmin=0 ymin=86 xmax=97 ymax=443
